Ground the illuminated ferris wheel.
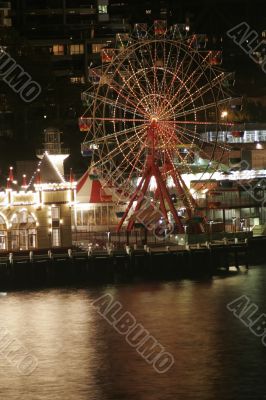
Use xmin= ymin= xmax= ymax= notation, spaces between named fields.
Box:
xmin=80 ymin=23 xmax=233 ymax=233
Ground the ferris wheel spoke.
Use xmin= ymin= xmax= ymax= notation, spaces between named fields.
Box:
xmin=106 ymin=129 xmax=148 ymax=185
xmin=150 ymin=43 xmax=161 ymax=111
xmin=133 ymin=44 xmax=155 ymax=94
xmin=157 ymin=40 xmax=182 ymax=110
xmin=178 ymin=50 xmax=211 ymax=95
xmin=107 ymin=80 xmax=147 ymax=116
xmin=116 ymin=125 xmax=147 ymax=156
xmin=174 ymin=123 xmax=227 ymax=156
xmin=173 ymin=98 xmax=231 ymax=119
xmin=133 ymin=42 xmax=166 ymax=113
xmin=159 ymin=40 xmax=168 ymax=93
xmin=124 ymin=144 xmax=146 ymax=186
xmin=173 ymin=124 xmax=210 ymax=148
xmin=159 ymin=47 xmax=205 ymax=116
xmin=174 ymin=122 xmax=209 ymax=140
xmin=165 ymin=147 xmax=195 ymax=178
xmin=114 ymin=84 xmax=147 ymax=116
xmin=162 ymin=44 xmax=194 ymax=100
xmin=127 ymin=53 xmax=154 ymax=98
xmin=178 ymin=49 xmax=215 ymax=94
xmin=118 ymin=142 xmax=145 ymax=179
xmin=92 ymin=126 xmax=147 ymax=162
xmin=108 ymin=134 xmax=146 ymax=184
xmin=93 ymin=142 xmax=134 ymax=170
xmin=115 ymin=63 xmax=151 ymax=113
xmin=91 ymin=92 xmax=145 ymax=119
xmin=90 ymin=122 xmax=148 ymax=145
xmin=174 ymin=120 xmax=231 ymax=126
xmin=174 ymin=72 xmax=227 ymax=113
xmin=93 ymin=117 xmax=150 ymax=124
xmin=125 ymin=51 xmax=154 ymax=110
xmin=161 ymin=39 xmax=182 ymax=93
xmin=164 ymin=138 xmax=219 ymax=175
xmin=159 ymin=51 xmax=213 ymax=119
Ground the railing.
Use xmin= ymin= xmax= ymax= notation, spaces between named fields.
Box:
xmin=203 ymin=129 xmax=266 ymax=143
xmin=72 ymin=229 xmax=166 ymax=248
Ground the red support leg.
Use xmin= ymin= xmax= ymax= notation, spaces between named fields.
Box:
xmin=152 ymin=163 xmax=184 ymax=232
xmin=117 ymin=173 xmax=146 ymax=232
xmin=127 ymin=172 xmax=152 ymax=232
xmin=116 ymin=120 xmax=204 ymax=234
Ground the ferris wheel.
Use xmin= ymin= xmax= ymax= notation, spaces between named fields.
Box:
xmin=80 ymin=23 xmax=234 ymax=233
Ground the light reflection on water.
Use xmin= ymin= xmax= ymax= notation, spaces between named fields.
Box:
xmin=1 ymin=266 xmax=266 ymax=400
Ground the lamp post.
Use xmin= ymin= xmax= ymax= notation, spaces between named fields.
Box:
xmin=232 ymin=216 xmax=236 ymax=234
xmin=221 ymin=110 xmax=228 ymax=141
xmin=164 ymin=227 xmax=168 ymax=242
xmin=242 ymin=218 xmax=249 ymax=239
xmin=184 ymin=224 xmax=188 ymax=245
xmin=208 ymin=220 xmax=214 ymax=242
xmin=106 ymin=230 xmax=111 ymax=247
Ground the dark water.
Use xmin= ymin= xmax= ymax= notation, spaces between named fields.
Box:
xmin=1 ymin=266 xmax=266 ymax=400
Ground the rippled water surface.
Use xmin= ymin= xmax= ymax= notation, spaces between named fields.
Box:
xmin=1 ymin=266 xmax=266 ymax=400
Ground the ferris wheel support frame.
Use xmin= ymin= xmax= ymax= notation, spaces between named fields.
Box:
xmin=117 ymin=121 xmax=191 ymax=233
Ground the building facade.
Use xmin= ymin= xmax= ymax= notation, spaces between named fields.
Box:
xmin=0 ymin=128 xmax=75 ymax=252
xmin=0 ymin=186 xmax=74 ymax=251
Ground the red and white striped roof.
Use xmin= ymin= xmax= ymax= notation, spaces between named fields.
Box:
xmin=76 ymin=168 xmax=113 ymax=203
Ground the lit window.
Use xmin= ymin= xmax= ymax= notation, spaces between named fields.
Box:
xmin=29 ymin=229 xmax=37 ymax=248
xmin=53 ymin=44 xmax=64 ymax=55
xmin=69 ymin=44 xmax=84 ymax=55
xmin=92 ymin=43 xmax=105 ymax=53
xmin=70 ymin=76 xmax=85 ymax=84
xmin=98 ymin=5 xmax=108 ymax=13
xmin=52 ymin=228 xmax=60 ymax=247
xmin=20 ymin=211 xmax=27 ymax=224
xmin=0 ymin=230 xmax=6 ymax=250
xmin=51 ymin=207 xmax=60 ymax=220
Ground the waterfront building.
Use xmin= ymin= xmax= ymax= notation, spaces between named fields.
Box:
xmin=0 ymin=128 xmax=75 ymax=251
xmin=74 ymin=166 xmax=126 ymax=232
xmin=188 ymin=171 xmax=266 ymax=234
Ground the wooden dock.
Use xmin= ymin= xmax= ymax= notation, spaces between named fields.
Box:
xmin=0 ymin=239 xmax=250 ymax=289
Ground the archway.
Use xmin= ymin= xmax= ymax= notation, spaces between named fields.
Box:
xmin=10 ymin=210 xmax=38 ymax=250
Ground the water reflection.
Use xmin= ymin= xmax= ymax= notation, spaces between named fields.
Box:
xmin=0 ymin=267 xmax=266 ymax=399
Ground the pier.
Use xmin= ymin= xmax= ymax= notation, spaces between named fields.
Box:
xmin=0 ymin=238 xmax=255 ymax=290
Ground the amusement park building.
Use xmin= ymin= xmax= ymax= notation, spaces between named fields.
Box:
xmin=0 ymin=127 xmax=124 ymax=252
xmin=0 ymin=129 xmax=75 ymax=252
xmin=2 ymin=143 xmax=266 ymax=251
xmin=74 ymin=167 xmax=124 ymax=232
